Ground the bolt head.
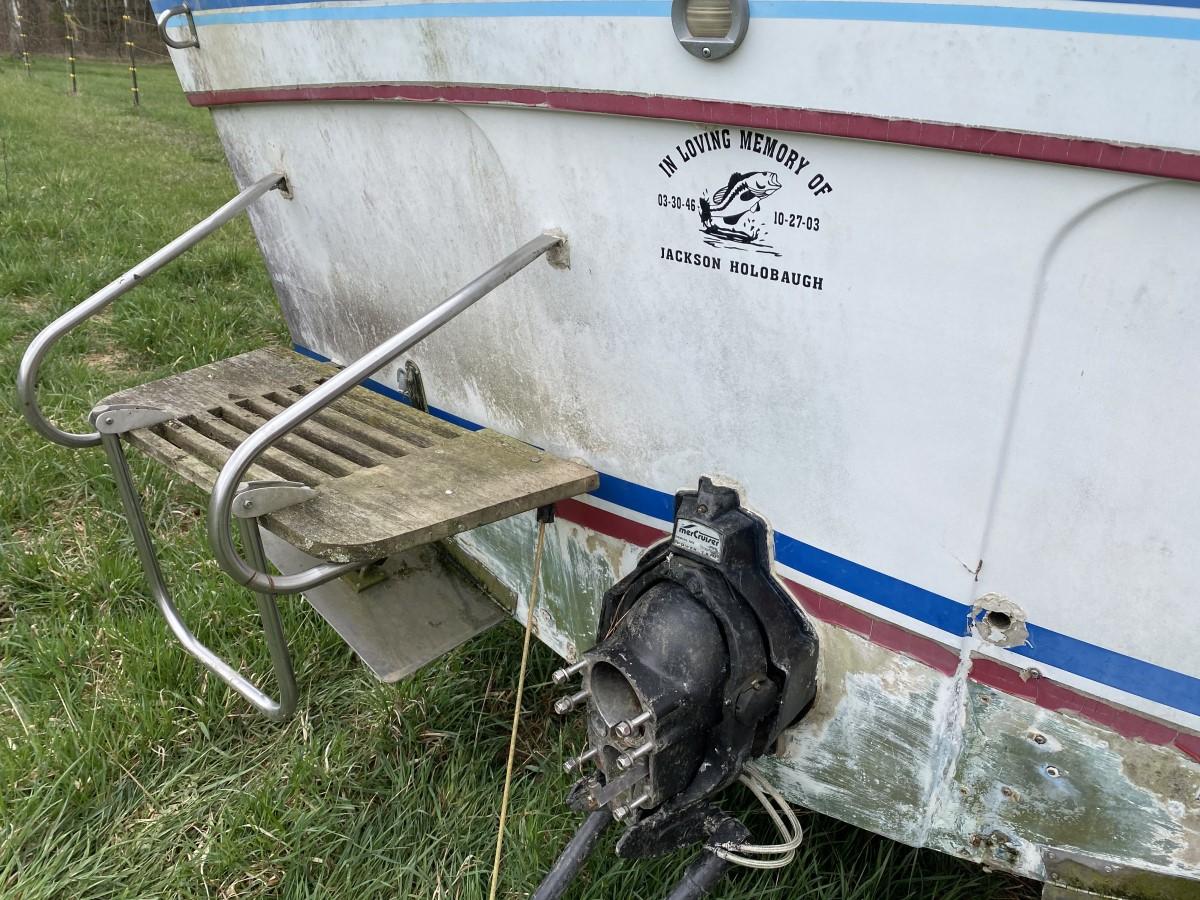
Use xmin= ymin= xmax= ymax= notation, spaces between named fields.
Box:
xmin=553 ymin=697 xmax=573 ymax=715
xmin=103 ymin=416 xmax=114 ymax=426
xmin=612 ymin=805 xmax=629 ymax=821
xmin=701 ymin=46 xmax=711 ymax=58
xmin=551 ymin=669 xmax=572 ymax=686
xmin=563 ymin=759 xmax=578 ymax=774
xmin=616 ymin=754 xmax=633 ymax=771
xmin=613 ymin=721 xmax=633 ymax=738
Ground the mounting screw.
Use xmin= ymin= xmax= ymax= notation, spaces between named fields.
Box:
xmin=613 ymin=710 xmax=653 ymax=738
xmin=616 ymin=741 xmax=655 ymax=771
xmin=702 ymin=46 xmax=711 ymax=58
xmin=554 ymin=689 xmax=589 ymax=715
xmin=552 ymin=660 xmax=587 ymax=686
xmin=243 ymin=499 xmax=254 ymax=509
xmin=563 ymin=747 xmax=597 ymax=774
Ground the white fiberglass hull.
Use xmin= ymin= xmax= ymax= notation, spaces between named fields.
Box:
xmin=154 ymin=0 xmax=1200 ymax=888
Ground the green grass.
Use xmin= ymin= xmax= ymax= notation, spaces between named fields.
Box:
xmin=0 ymin=57 xmax=1037 ymax=899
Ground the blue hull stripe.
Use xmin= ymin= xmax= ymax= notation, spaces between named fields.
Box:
xmin=293 ymin=343 xmax=1200 ymax=717
xmin=152 ymin=0 xmax=1200 ymax=40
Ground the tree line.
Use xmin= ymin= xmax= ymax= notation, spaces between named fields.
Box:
xmin=3 ymin=0 xmax=161 ymax=59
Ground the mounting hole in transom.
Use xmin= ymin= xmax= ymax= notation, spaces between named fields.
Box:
xmin=986 ymin=610 xmax=1012 ymax=631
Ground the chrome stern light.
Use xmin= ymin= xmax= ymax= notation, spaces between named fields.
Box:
xmin=671 ymin=0 xmax=750 ymax=60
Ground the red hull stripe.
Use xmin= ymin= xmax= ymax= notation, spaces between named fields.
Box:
xmin=553 ymin=497 xmax=1200 ymax=761
xmin=187 ymin=83 xmax=1200 ymax=183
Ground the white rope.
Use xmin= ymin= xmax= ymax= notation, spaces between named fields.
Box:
xmin=712 ymin=765 xmax=804 ymax=870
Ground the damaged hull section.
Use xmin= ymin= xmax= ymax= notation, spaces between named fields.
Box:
xmin=460 ymin=508 xmax=1200 ymax=886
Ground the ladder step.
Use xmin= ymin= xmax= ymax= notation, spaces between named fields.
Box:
xmin=96 ymin=347 xmax=598 ymax=564
xmin=259 ymin=529 xmax=506 ymax=683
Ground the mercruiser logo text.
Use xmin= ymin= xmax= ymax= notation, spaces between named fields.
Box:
xmin=674 ymin=519 xmax=724 ymax=562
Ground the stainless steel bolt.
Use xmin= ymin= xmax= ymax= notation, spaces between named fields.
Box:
xmin=616 ymin=741 xmax=655 ymax=771
xmin=554 ymin=689 xmax=589 ymax=715
xmin=627 ymin=791 xmax=652 ymax=810
xmin=563 ymin=747 xmax=598 ymax=774
xmin=613 ymin=710 xmax=652 ymax=738
xmin=551 ymin=660 xmax=587 ymax=686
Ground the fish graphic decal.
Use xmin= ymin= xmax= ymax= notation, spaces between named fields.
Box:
xmin=698 ymin=171 xmax=782 ymax=250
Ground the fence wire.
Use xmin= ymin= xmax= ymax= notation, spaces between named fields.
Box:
xmin=2 ymin=0 xmax=161 ymax=61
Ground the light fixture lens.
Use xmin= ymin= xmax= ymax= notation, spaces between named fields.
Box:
xmin=685 ymin=0 xmax=733 ymax=38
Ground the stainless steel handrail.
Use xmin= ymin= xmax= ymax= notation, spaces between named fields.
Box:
xmin=17 ymin=173 xmax=286 ymax=449
xmin=208 ymin=231 xmax=565 ymax=595
xmin=102 ymin=432 xmax=297 ymax=721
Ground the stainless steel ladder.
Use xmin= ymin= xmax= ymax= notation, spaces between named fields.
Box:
xmin=17 ymin=172 xmax=593 ymax=722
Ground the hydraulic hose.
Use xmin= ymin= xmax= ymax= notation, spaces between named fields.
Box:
xmin=663 ymin=849 xmax=735 ymax=900
xmin=530 ymin=809 xmax=614 ymax=900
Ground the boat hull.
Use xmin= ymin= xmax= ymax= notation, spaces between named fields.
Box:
xmin=155 ymin=0 xmax=1200 ymax=887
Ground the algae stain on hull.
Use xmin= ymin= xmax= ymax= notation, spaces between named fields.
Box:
xmin=452 ymin=512 xmax=642 ymax=661
xmin=757 ymin=626 xmax=951 ymax=846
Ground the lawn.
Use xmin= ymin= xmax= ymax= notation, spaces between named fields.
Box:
xmin=0 ymin=56 xmax=1037 ymax=899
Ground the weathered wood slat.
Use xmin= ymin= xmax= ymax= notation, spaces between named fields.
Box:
xmin=264 ymin=429 xmax=598 ymax=563
xmin=184 ymin=412 xmax=333 ymax=485
xmin=308 ymin=380 xmax=460 ymax=440
xmin=96 ymin=346 xmax=600 ymax=564
xmin=150 ymin=422 xmax=278 ymax=486
xmin=239 ymin=396 xmax=393 ymax=467
xmin=290 ymin=385 xmax=448 ymax=448
xmin=127 ymin=429 xmax=224 ymax=491
xmin=215 ymin=404 xmax=362 ymax=478
xmin=260 ymin=389 xmax=429 ymax=459
xmin=99 ymin=347 xmax=336 ymax=418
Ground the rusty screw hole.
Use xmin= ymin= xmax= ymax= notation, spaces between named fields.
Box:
xmin=1032 ymin=733 xmax=1047 ymax=745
